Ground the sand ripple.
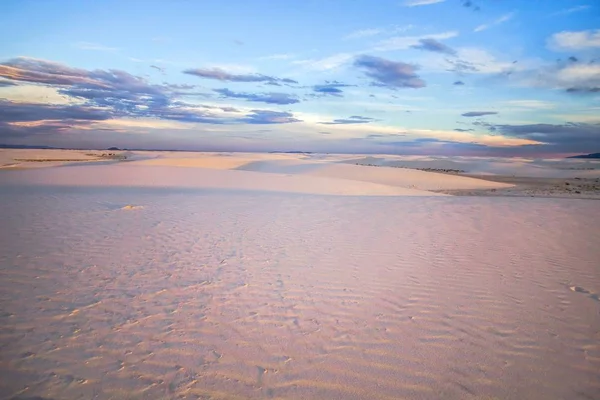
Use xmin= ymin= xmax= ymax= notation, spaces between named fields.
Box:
xmin=1 ymin=188 xmax=599 ymax=399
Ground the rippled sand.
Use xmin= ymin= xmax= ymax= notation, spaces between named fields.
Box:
xmin=1 ymin=185 xmax=599 ymax=399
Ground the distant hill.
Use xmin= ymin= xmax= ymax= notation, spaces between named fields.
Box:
xmin=568 ymin=153 xmax=600 ymax=159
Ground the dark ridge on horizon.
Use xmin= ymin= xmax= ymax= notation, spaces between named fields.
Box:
xmin=567 ymin=152 xmax=600 ymax=159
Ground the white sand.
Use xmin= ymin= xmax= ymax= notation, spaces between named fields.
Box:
xmin=0 ymin=181 xmax=599 ymax=399
xmin=348 ymin=155 xmax=600 ymax=179
xmin=0 ymin=149 xmax=521 ymax=195
xmin=0 ymin=164 xmax=448 ymax=196
xmin=236 ymin=160 xmax=513 ymax=191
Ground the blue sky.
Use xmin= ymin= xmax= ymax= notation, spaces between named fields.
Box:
xmin=1 ymin=0 xmax=599 ymax=156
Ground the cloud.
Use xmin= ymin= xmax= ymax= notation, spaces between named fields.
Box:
xmin=403 ymin=0 xmax=446 ymax=6
xmin=0 ymin=57 xmax=176 ymax=115
xmin=548 ymin=30 xmax=600 ymax=51
xmin=214 ymin=88 xmax=300 ymax=105
xmin=312 ymin=81 xmax=355 ymax=97
xmin=375 ymin=31 xmax=458 ymax=52
xmin=489 ymin=122 xmax=600 ymax=152
xmin=183 ymin=67 xmax=298 ymax=84
xmin=474 ymin=12 xmax=515 ymax=32
xmin=453 ymin=80 xmax=465 ymax=85
xmin=0 ymin=99 xmax=113 ymax=122
xmin=0 ymin=80 xmax=18 ymax=87
xmin=0 ymin=57 xmax=105 ymax=86
xmin=461 ymin=111 xmax=498 ymax=117
xmin=551 ymin=5 xmax=590 ymax=16
xmin=503 ymin=100 xmax=555 ymax=110
xmin=522 ymin=61 xmax=600 ymax=93
xmin=462 ymin=0 xmax=480 ymax=11
xmin=443 ymin=47 xmax=531 ymax=75
xmin=150 ymin=65 xmax=166 ymax=74
xmin=292 ymin=53 xmax=356 ymax=71
xmin=354 ymin=55 xmax=426 ymax=89
xmin=320 ymin=115 xmax=377 ymax=125
xmin=454 ymin=128 xmax=474 ymax=132
xmin=242 ymin=110 xmax=301 ymax=124
xmin=344 ymin=28 xmax=383 ymax=40
xmin=0 ymin=57 xmax=301 ymax=135
xmin=411 ymin=38 xmax=457 ymax=55
xmin=73 ymin=42 xmax=119 ymax=51
xmin=446 ymin=58 xmax=480 ymax=74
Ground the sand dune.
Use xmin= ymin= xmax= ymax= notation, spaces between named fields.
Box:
xmin=237 ymin=160 xmax=514 ymax=191
xmin=0 ymin=164 xmax=447 ymax=197
xmin=348 ymin=155 xmax=600 ymax=178
xmin=1 ymin=185 xmax=599 ymax=399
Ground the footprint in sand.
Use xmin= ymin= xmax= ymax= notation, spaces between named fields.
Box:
xmin=569 ymin=285 xmax=600 ymax=302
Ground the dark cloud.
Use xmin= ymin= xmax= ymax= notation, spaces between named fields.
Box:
xmin=446 ymin=58 xmax=479 ymax=74
xmin=453 ymin=80 xmax=465 ymax=85
xmin=462 ymin=0 xmax=480 ymax=11
xmin=566 ymin=87 xmax=600 ymax=94
xmin=0 ymin=80 xmax=18 ymax=87
xmin=454 ymin=128 xmax=474 ymax=132
xmin=461 ymin=111 xmax=498 ymax=117
xmin=354 ymin=55 xmax=426 ymax=89
xmin=150 ymin=65 xmax=166 ymax=74
xmin=214 ymin=88 xmax=299 ymax=105
xmin=0 ymin=99 xmax=113 ymax=122
xmin=0 ymin=57 xmax=303 ymax=138
xmin=242 ymin=110 xmax=301 ymax=124
xmin=0 ymin=119 xmax=100 ymax=140
xmin=568 ymin=56 xmax=579 ymax=62
xmin=0 ymin=58 xmax=183 ymax=117
xmin=312 ymin=81 xmax=355 ymax=97
xmin=0 ymin=57 xmax=98 ymax=86
xmin=0 ymin=100 xmax=113 ymax=141
xmin=410 ymin=38 xmax=457 ymax=56
xmin=320 ymin=115 xmax=377 ymax=125
xmin=165 ymin=83 xmax=196 ymax=90
xmin=490 ymin=122 xmax=600 ymax=153
xmin=183 ymin=67 xmax=298 ymax=85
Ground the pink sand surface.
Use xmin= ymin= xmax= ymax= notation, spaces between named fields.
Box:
xmin=0 ymin=169 xmax=599 ymax=399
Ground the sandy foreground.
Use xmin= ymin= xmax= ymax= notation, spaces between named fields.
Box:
xmin=1 ymin=150 xmax=600 ymax=399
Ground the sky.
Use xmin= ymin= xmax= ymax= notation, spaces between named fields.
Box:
xmin=0 ymin=0 xmax=599 ymax=156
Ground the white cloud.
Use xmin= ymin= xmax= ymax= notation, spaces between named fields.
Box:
xmin=344 ymin=28 xmax=384 ymax=40
xmin=502 ymin=100 xmax=555 ymax=110
xmin=555 ymin=63 xmax=600 ymax=85
xmin=516 ymin=62 xmax=600 ymax=92
xmin=343 ymin=25 xmax=414 ymax=40
xmin=0 ymin=84 xmax=83 ymax=105
xmin=548 ymin=29 xmax=600 ymax=51
xmin=291 ymin=53 xmax=356 ymax=71
xmin=403 ymin=0 xmax=446 ymax=7
xmin=474 ymin=12 xmax=515 ymax=32
xmin=550 ymin=5 xmax=590 ymax=16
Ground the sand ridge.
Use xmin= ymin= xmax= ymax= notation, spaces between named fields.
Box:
xmin=0 ymin=149 xmax=524 ymax=195
xmin=0 ymin=164 xmax=449 ymax=197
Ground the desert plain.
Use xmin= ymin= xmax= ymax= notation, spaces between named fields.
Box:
xmin=1 ymin=149 xmax=599 ymax=399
